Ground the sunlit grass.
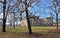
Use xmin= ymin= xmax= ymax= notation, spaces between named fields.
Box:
xmin=0 ymin=26 xmax=60 ymax=38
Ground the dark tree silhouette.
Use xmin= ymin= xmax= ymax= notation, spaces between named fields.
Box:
xmin=0 ymin=0 xmax=10 ymax=32
xmin=25 ymin=0 xmax=32 ymax=34
xmin=53 ymin=0 xmax=60 ymax=30
xmin=2 ymin=0 xmax=6 ymax=32
xmin=13 ymin=12 xmax=15 ymax=29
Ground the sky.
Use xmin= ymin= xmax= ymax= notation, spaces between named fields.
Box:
xmin=0 ymin=0 xmax=60 ymax=23
xmin=28 ymin=0 xmax=60 ymax=19
xmin=29 ymin=0 xmax=54 ymax=18
xmin=21 ymin=0 xmax=53 ymax=18
xmin=0 ymin=0 xmax=57 ymax=18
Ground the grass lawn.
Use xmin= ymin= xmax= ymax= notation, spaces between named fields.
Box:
xmin=0 ymin=26 xmax=60 ymax=38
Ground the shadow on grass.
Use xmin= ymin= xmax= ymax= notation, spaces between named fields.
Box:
xmin=0 ymin=30 xmax=60 ymax=38
xmin=0 ymin=32 xmax=42 ymax=38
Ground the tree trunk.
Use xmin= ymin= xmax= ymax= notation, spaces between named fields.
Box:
xmin=20 ymin=14 xmax=22 ymax=26
xmin=2 ymin=0 xmax=6 ymax=32
xmin=25 ymin=0 xmax=32 ymax=34
xmin=13 ymin=12 xmax=15 ymax=29
xmin=56 ymin=13 xmax=58 ymax=30
xmin=10 ymin=22 xmax=12 ymax=26
xmin=2 ymin=19 xmax=6 ymax=32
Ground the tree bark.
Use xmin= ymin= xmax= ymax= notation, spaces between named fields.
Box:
xmin=2 ymin=0 xmax=6 ymax=32
xmin=56 ymin=13 xmax=58 ymax=30
xmin=20 ymin=14 xmax=22 ymax=26
xmin=2 ymin=19 xmax=6 ymax=32
xmin=25 ymin=0 xmax=32 ymax=34
xmin=13 ymin=12 xmax=15 ymax=29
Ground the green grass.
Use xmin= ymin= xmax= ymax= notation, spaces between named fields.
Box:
xmin=0 ymin=26 xmax=60 ymax=38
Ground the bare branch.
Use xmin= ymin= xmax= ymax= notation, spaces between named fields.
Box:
xmin=0 ymin=1 xmax=3 ymax=3
xmin=5 ymin=3 xmax=10 ymax=19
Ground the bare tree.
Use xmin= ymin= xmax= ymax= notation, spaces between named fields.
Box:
xmin=24 ymin=0 xmax=39 ymax=34
xmin=0 ymin=0 xmax=14 ymax=32
xmin=16 ymin=0 xmax=39 ymax=34
xmin=53 ymin=0 xmax=60 ymax=30
xmin=24 ymin=0 xmax=32 ymax=34
xmin=2 ymin=0 xmax=6 ymax=32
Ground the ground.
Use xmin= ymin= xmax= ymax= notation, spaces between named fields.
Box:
xmin=0 ymin=26 xmax=60 ymax=38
